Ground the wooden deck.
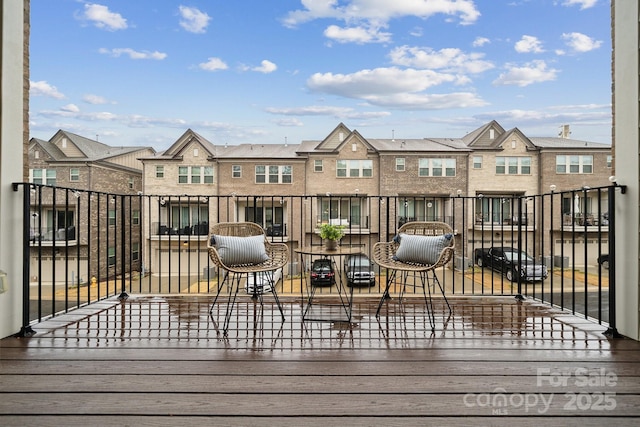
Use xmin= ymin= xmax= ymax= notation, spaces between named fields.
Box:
xmin=1 ymin=294 xmax=640 ymax=426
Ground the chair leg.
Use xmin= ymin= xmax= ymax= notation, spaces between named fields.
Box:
xmin=420 ymin=272 xmax=436 ymax=332
xmin=376 ymin=269 xmax=397 ymax=317
xmin=222 ymin=274 xmax=241 ymax=336
xmin=432 ymin=271 xmax=452 ymax=315
xmin=210 ymin=271 xmax=230 ymax=312
xmin=270 ymin=285 xmax=286 ymax=322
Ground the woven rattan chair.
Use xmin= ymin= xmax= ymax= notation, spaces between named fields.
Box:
xmin=208 ymin=222 xmax=288 ymax=335
xmin=372 ymin=221 xmax=454 ymax=331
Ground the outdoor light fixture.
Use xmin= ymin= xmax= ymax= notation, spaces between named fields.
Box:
xmin=456 ymin=189 xmax=462 ymax=197
xmin=550 ymin=184 xmax=556 ymax=192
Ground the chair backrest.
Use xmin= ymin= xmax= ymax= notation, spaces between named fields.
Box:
xmin=397 ymin=221 xmax=454 ymax=242
xmin=209 ymin=222 xmax=265 ymax=240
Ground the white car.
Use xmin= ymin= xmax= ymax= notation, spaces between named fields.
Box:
xmin=244 ymin=268 xmax=283 ymax=294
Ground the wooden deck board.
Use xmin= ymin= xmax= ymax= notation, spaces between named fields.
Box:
xmin=1 ymin=295 xmax=639 ymax=425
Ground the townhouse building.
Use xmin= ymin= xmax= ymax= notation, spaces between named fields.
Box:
xmin=135 ymin=121 xmax=611 ymax=278
xmin=28 ymin=130 xmax=155 ymax=283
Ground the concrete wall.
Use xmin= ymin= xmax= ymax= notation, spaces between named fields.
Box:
xmin=613 ymin=0 xmax=640 ymax=340
xmin=0 ymin=0 xmax=27 ymax=338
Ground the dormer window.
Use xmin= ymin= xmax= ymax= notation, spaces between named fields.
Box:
xmin=352 ymin=143 xmax=357 ymax=152
xmin=61 ymin=138 xmax=67 ymax=148
xmin=194 ymin=148 xmax=199 ymax=157
xmin=489 ymin=129 xmax=495 ymax=139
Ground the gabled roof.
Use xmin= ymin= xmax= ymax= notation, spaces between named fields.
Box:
xmin=313 ymin=122 xmax=353 ymax=151
xmin=462 ymin=120 xmax=506 ymax=147
xmin=30 ymin=131 xmax=154 ymax=162
xmin=492 ymin=127 xmax=538 ymax=150
xmin=156 ymin=129 xmax=217 ymax=160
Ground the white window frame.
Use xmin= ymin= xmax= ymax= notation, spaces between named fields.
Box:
xmin=336 ymin=160 xmax=373 ymax=178
xmin=178 ymin=166 xmax=214 ymax=184
xmin=255 ymin=165 xmax=292 ymax=184
xmin=473 ymin=156 xmax=483 ymax=169
xmin=30 ymin=168 xmax=57 ymax=185
xmin=314 ymin=160 xmax=323 ymax=172
xmin=155 ymin=165 xmax=164 ymax=178
xmin=70 ymin=168 xmax=80 ymax=181
xmin=496 ymin=156 xmax=531 ymax=175
xmin=555 ymin=155 xmax=593 ymax=174
xmin=418 ymin=158 xmax=456 ymax=177
xmin=232 ymin=165 xmax=242 ymax=178
xmin=396 ymin=158 xmax=405 ymax=172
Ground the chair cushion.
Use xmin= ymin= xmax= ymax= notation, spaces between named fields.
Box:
xmin=212 ymin=234 xmax=269 ymax=265
xmin=393 ymin=233 xmax=453 ymax=265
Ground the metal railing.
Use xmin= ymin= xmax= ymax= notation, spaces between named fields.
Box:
xmin=14 ymin=183 xmax=623 ymax=336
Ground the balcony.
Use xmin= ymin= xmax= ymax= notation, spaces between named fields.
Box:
xmin=4 ymin=182 xmax=636 ymax=423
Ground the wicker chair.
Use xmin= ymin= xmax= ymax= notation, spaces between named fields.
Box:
xmin=208 ymin=222 xmax=289 ymax=335
xmin=372 ymin=221 xmax=454 ymax=331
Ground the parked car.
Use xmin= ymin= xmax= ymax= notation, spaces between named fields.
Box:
xmin=344 ymin=253 xmax=376 ymax=287
xmin=474 ymin=247 xmax=548 ymax=282
xmin=244 ymin=268 xmax=283 ymax=294
xmin=310 ymin=258 xmax=335 ymax=286
xmin=597 ymin=254 xmax=609 ymax=269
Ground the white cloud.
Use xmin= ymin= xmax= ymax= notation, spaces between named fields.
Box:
xmin=515 ymin=35 xmax=544 ymax=53
xmin=282 ymin=0 xmax=481 ymax=35
xmin=472 ymin=37 xmax=490 ymax=47
xmin=389 ymin=46 xmax=494 ymax=74
xmin=493 ymin=60 xmax=558 ymax=87
xmin=252 ymin=60 xmax=278 ymax=73
xmin=274 ymin=118 xmax=304 ymax=127
xmin=30 ymin=80 xmax=65 ymax=99
xmin=61 ymin=104 xmax=80 ymax=113
xmin=561 ymin=0 xmax=597 ymax=10
xmin=308 ymin=67 xmax=457 ymax=98
xmin=199 ymin=57 xmax=228 ymax=71
xmin=83 ymin=94 xmax=114 ymax=105
xmin=80 ymin=4 xmax=127 ymax=31
xmin=306 ymin=67 xmax=487 ymax=109
xmin=265 ymin=105 xmax=391 ymax=119
xmin=178 ymin=6 xmax=211 ymax=34
xmin=99 ymin=48 xmax=167 ymax=60
xmin=324 ymin=24 xmax=391 ymax=44
xmin=562 ymin=32 xmax=602 ymax=53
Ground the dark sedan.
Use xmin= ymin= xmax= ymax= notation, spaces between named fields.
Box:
xmin=475 ymin=247 xmax=548 ymax=282
xmin=310 ymin=259 xmax=335 ymax=286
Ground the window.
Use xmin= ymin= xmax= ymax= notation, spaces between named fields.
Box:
xmin=336 ymin=160 xmax=373 ymax=177
xmin=191 ymin=166 xmax=201 ymax=184
xmin=473 ymin=156 xmax=483 ymax=169
xmin=556 ymin=155 xmax=593 ymax=174
xmin=178 ymin=166 xmax=214 ymax=184
xmin=314 ymin=160 xmax=323 ymax=172
xmin=193 ymin=148 xmax=199 ymax=157
xmin=496 ymin=157 xmax=531 ymax=175
xmin=70 ymin=168 xmax=79 ymax=181
xmin=30 ymin=168 xmax=56 ymax=185
xmin=108 ymin=247 xmax=116 ymax=267
xmin=155 ymin=166 xmax=164 ymax=178
xmin=242 ymin=203 xmax=284 ymax=231
xmin=418 ymin=158 xmax=456 ymax=177
xmin=607 ymin=155 xmax=612 ymax=168
xmin=108 ymin=209 xmax=116 ymax=226
xmin=399 ymin=197 xmax=444 ymax=223
xmin=34 ymin=150 xmax=39 ymax=159
xmin=166 ymin=204 xmax=209 ymax=234
xmin=396 ymin=158 xmax=405 ymax=172
xmin=132 ymin=242 xmax=139 ymax=262
xmin=318 ymin=197 xmax=367 ymax=226
xmin=232 ymin=165 xmax=242 ymax=178
xmin=178 ymin=166 xmax=188 ymax=183
xmin=475 ymin=195 xmax=526 ymax=224
xmin=128 ymin=178 xmax=134 ymax=189
xmin=132 ymin=210 xmax=140 ymax=225
xmin=255 ymin=165 xmax=292 ymax=183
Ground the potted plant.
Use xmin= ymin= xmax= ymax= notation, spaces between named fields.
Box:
xmin=319 ymin=223 xmax=345 ymax=250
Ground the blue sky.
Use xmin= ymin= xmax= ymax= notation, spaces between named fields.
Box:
xmin=29 ymin=0 xmax=611 ymax=150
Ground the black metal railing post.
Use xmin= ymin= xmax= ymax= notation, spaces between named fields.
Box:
xmin=604 ymin=185 xmax=621 ymax=337
xmin=119 ymin=194 xmax=128 ymax=300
